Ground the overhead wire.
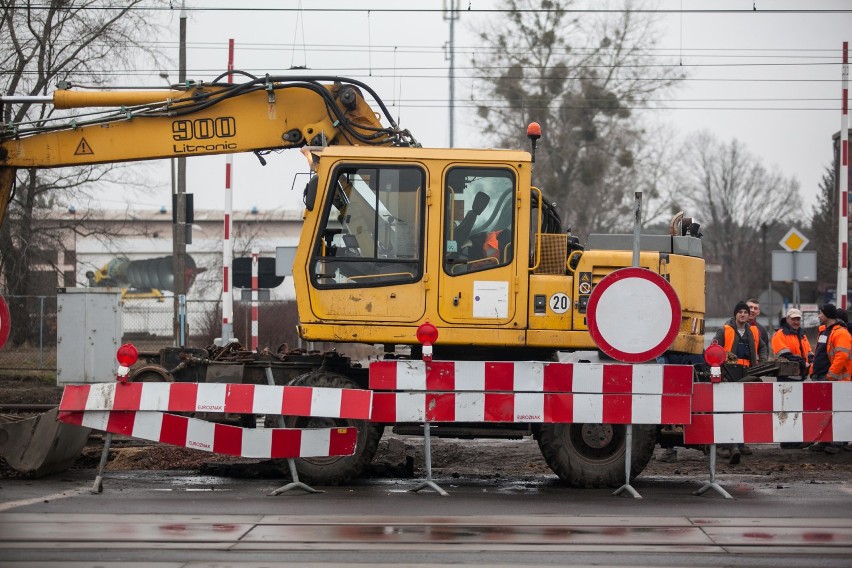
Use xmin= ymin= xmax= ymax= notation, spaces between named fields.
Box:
xmin=2 ymin=17 xmax=845 ymax=115
xmin=17 ymin=5 xmax=852 ymax=14
xmin=0 ymin=67 xmax=844 ymax=78
xmin=2 ymin=38 xmax=845 ymax=57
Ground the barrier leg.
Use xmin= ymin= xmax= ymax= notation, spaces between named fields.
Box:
xmin=91 ymin=432 xmax=113 ymax=494
xmin=264 ymin=367 xmax=323 ymax=496
xmin=693 ymin=443 xmax=733 ymax=499
xmin=613 ymin=424 xmax=642 ymax=499
xmin=269 ymin=458 xmax=324 ymax=496
xmin=411 ymin=421 xmax=449 ymax=496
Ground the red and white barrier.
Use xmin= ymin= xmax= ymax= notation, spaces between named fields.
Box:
xmin=371 ymin=391 xmax=691 ymax=424
xmin=58 ymin=410 xmax=357 ymax=459
xmin=684 ymin=382 xmax=852 ymax=444
xmin=369 ymin=361 xmax=693 ymax=424
xmin=370 ymin=360 xmax=693 ymax=394
xmin=59 ymin=382 xmax=373 ymax=420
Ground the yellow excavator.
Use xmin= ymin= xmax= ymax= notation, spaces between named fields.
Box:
xmin=0 ymin=74 xmax=705 ymax=486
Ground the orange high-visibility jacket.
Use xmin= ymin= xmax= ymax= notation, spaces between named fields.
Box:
xmin=771 ymin=327 xmax=813 ymax=377
xmin=722 ymin=324 xmax=759 ymax=367
xmin=816 ymin=323 xmax=852 ymax=381
xmin=482 ymin=230 xmax=505 ymax=260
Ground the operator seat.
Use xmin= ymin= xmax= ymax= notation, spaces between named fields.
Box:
xmin=453 ymin=191 xmax=490 ymax=246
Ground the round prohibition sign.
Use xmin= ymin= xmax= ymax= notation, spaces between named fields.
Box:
xmin=586 ymin=267 xmax=681 ymax=363
xmin=0 ymin=294 xmax=10 ymax=350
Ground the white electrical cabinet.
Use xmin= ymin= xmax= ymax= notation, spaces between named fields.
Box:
xmin=57 ymin=288 xmax=122 ymax=384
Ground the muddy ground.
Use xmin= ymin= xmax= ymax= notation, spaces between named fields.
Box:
xmin=2 ymin=375 xmax=852 ymax=484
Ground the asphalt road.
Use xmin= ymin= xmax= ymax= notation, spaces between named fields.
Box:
xmin=1 ymin=467 xmax=851 ymax=567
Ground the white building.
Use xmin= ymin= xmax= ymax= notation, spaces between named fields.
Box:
xmin=23 ymin=207 xmax=304 ymax=344
xmin=38 ymin=207 xmax=302 ymax=299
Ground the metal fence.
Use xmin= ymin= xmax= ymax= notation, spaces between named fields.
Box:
xmin=0 ymin=295 xmax=57 ymax=372
xmin=0 ymin=295 xmax=302 ymax=374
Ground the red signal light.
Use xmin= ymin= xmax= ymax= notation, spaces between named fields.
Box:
xmin=116 ymin=343 xmax=139 ymax=367
xmin=703 ymin=340 xmax=726 ymax=367
xmin=416 ymin=321 xmax=438 ymax=347
xmin=416 ymin=321 xmax=438 ymax=362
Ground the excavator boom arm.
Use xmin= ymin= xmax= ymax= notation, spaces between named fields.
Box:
xmin=0 ymin=75 xmax=415 ymax=224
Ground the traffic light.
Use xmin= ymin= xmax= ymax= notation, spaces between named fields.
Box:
xmin=232 ymin=257 xmax=284 ymax=289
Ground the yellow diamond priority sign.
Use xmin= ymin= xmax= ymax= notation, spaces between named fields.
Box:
xmin=779 ymin=227 xmax=809 ymax=252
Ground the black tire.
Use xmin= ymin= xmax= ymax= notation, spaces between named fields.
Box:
xmin=129 ymin=365 xmax=173 ymax=382
xmin=272 ymin=370 xmax=382 ymax=486
xmin=536 ymin=423 xmax=657 ymax=488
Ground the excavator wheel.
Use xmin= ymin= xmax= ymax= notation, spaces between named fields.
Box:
xmin=536 ymin=423 xmax=657 ymax=488
xmin=129 ymin=365 xmax=174 ymax=382
xmin=271 ymin=370 xmax=382 ymax=486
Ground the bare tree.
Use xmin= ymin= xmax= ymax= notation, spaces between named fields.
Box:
xmin=810 ymin=163 xmax=852 ymax=304
xmin=470 ymin=0 xmax=683 ymax=238
xmin=679 ymin=131 xmax=803 ymax=312
xmin=0 ymin=0 xmax=164 ymax=345
xmin=625 ymin=121 xmax=688 ymax=229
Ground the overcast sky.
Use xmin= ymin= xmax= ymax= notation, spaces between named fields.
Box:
xmin=88 ymin=0 xmax=851 ymax=229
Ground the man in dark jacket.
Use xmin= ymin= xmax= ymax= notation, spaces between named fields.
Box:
xmin=747 ymin=297 xmax=771 ymax=354
xmin=712 ymin=301 xmax=768 ymax=464
xmin=713 ymin=301 xmax=767 ymax=368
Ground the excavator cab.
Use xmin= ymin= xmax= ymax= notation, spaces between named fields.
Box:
xmin=300 ymin=154 xmax=429 ymax=325
xmin=444 ymin=169 xmax=516 ymax=274
xmin=293 ymin=146 xmax=531 ymax=346
xmin=311 ymin=165 xmax=424 ymax=287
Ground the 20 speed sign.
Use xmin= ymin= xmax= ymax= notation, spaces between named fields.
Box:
xmin=549 ymin=292 xmax=570 ymax=314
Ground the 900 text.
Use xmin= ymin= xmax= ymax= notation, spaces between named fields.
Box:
xmin=172 ymin=117 xmax=236 ymax=141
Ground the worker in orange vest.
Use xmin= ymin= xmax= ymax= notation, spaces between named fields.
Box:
xmin=810 ymin=303 xmax=852 ymax=454
xmin=713 ymin=301 xmax=765 ymax=368
xmin=812 ymin=303 xmax=852 ymax=382
xmin=712 ymin=301 xmax=767 ymax=464
xmin=772 ymin=307 xmax=815 ymax=450
xmin=771 ymin=307 xmax=814 ymax=381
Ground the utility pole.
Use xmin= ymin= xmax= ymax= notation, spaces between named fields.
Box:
xmin=443 ymin=1 xmax=460 ymax=148
xmin=172 ymin=1 xmax=188 ymax=345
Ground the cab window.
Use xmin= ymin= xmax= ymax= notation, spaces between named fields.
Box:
xmin=443 ymin=167 xmax=515 ymax=275
xmin=311 ymin=165 xmax=424 ymax=288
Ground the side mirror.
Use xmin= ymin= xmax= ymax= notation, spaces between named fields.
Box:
xmin=303 ymin=176 xmax=319 ymax=211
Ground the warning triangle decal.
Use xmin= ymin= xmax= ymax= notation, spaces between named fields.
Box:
xmin=74 ymin=138 xmax=94 ymax=156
